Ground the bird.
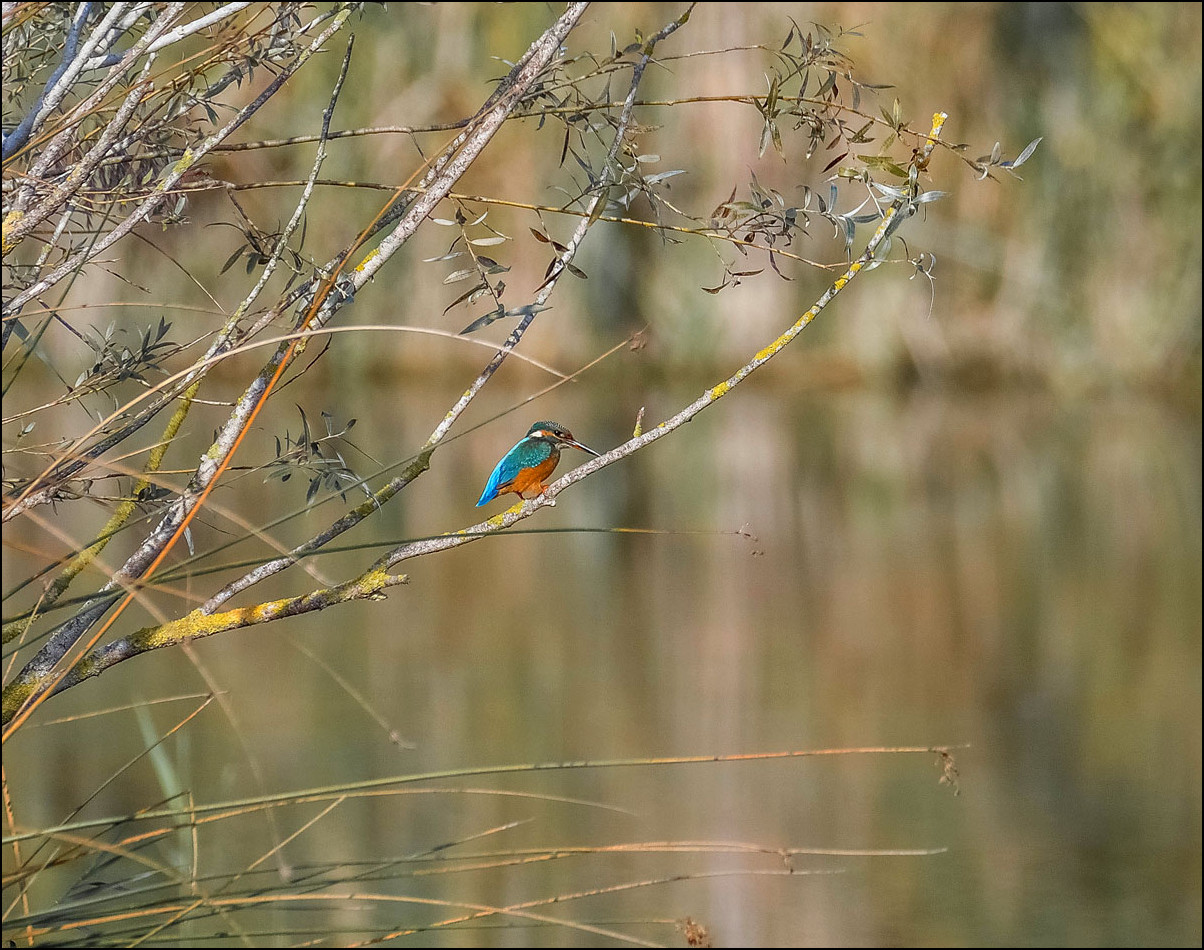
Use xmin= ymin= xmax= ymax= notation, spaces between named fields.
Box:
xmin=476 ymin=421 xmax=600 ymax=507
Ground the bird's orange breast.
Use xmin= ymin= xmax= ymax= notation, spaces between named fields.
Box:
xmin=501 ymin=454 xmax=559 ymax=497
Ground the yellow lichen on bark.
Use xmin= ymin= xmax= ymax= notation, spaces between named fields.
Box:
xmin=2 ymin=210 xmax=24 ymax=254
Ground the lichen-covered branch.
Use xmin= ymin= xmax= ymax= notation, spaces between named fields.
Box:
xmin=1 ymin=570 xmax=408 ymax=721
xmin=1 ymin=2 xmax=593 ymax=729
xmin=25 ymin=111 xmax=948 ymax=711
xmin=1 ymin=381 xmax=199 ymax=647
xmin=199 ymin=4 xmax=690 ymax=614
xmin=1 ymin=29 xmax=357 ymax=526
xmin=361 ymin=112 xmax=949 ymax=571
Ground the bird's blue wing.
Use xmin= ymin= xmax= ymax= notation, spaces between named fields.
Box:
xmin=475 ymin=437 xmax=553 ymax=506
xmin=476 ymin=438 xmax=525 ymax=506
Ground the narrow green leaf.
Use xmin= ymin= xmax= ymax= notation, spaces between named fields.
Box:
xmin=1009 ymin=137 xmax=1042 ymax=167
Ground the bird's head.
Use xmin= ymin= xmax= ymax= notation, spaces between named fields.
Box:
xmin=526 ymin=421 xmax=601 ymax=456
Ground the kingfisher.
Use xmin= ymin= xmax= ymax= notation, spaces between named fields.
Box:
xmin=476 ymin=421 xmax=600 ymax=507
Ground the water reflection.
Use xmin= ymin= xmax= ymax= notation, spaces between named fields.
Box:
xmin=12 ymin=379 xmax=1197 ymax=946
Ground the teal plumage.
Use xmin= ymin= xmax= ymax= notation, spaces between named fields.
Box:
xmin=476 ymin=436 xmax=556 ymax=506
xmin=476 ymin=421 xmax=600 ymax=507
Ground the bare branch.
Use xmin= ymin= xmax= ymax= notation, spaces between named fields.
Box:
xmin=6 ymin=56 xmax=157 ymax=247
xmin=27 ymin=111 xmax=949 ymax=703
xmin=80 ymin=1 xmax=255 ymax=70
xmin=1 ymin=3 xmax=140 ymax=162
xmin=1 ymin=2 xmax=594 ymax=730
xmin=198 ymin=3 xmax=689 ymax=613
xmin=1 ymin=5 xmax=348 ymax=306
xmin=1 ymin=7 xmax=357 ymax=522
xmin=365 ymin=112 xmax=950 ymax=572
xmin=6 ymin=570 xmax=409 ymax=713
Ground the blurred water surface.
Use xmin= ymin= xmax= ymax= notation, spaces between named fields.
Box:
xmin=10 ymin=372 xmax=1199 ymax=946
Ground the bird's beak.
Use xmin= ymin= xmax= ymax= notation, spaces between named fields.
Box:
xmin=565 ymin=437 xmax=601 ymax=457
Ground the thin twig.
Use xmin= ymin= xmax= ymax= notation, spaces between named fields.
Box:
xmin=3 ymin=3 xmax=187 ymax=218
xmin=1 ymin=2 xmax=591 ymax=734
xmin=80 ymin=1 xmax=254 ymax=70
xmin=2 ymin=6 xmax=355 ymax=517
xmin=359 ymin=112 xmax=949 ymax=572
xmin=27 ymin=111 xmax=948 ymax=701
xmin=197 ymin=5 xmax=692 ymax=614
xmin=1 ymin=5 xmax=345 ymax=308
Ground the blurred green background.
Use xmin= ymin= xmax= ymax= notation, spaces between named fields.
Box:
xmin=4 ymin=3 xmax=1200 ymax=946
